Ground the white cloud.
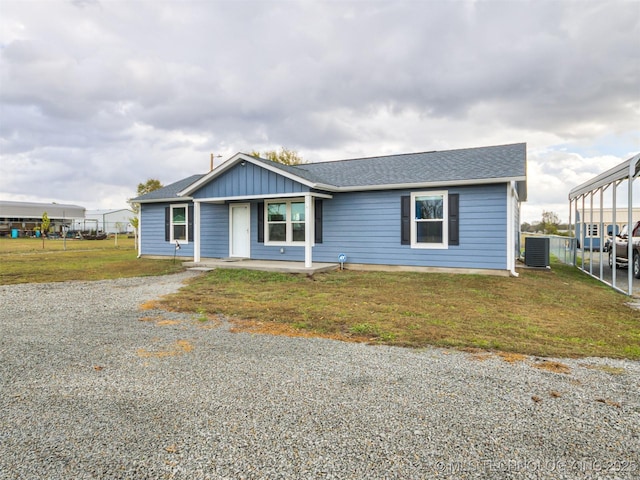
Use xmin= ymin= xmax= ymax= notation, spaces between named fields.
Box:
xmin=0 ymin=0 xmax=638 ymax=215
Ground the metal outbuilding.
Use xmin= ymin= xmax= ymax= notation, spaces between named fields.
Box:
xmin=0 ymin=201 xmax=85 ymax=237
xmin=76 ymin=209 xmax=134 ymax=234
xmin=568 ymin=153 xmax=640 ymax=295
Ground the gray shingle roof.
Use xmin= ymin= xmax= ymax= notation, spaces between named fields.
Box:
xmin=132 ymin=174 xmax=205 ymax=202
xmin=135 ymin=143 xmax=526 ymax=203
xmin=282 ymin=143 xmax=526 ymax=188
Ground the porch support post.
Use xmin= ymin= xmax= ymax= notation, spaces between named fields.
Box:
xmin=304 ymin=193 xmax=313 ymax=268
xmin=194 ymin=200 xmax=201 ymax=263
xmin=628 ymin=160 xmax=634 ymax=296
xmin=136 ymin=205 xmax=142 ymax=258
xmin=568 ymin=197 xmax=574 ymax=266
xmin=612 ymin=181 xmax=617 ymax=287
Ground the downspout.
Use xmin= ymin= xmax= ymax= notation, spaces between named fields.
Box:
xmin=507 ymin=182 xmax=519 ymax=277
xmin=136 ymin=204 xmax=142 ymax=258
xmin=194 ymin=200 xmax=201 ymax=263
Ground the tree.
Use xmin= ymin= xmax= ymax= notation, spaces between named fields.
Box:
xmin=540 ymin=210 xmax=560 ymax=235
xmin=251 ymin=147 xmax=305 ymax=165
xmin=129 ymin=178 xmax=164 ymax=227
xmin=40 ymin=212 xmax=50 ymax=249
xmin=129 ymin=179 xmax=163 ymax=248
xmin=136 ymin=179 xmax=163 ymax=196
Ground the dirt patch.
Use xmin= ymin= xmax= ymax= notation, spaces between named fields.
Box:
xmin=595 ymin=398 xmax=622 ymax=408
xmin=140 ymin=300 xmax=163 ymax=311
xmin=533 ymin=360 xmax=571 ymax=374
xmin=497 ymin=352 xmax=528 ymax=364
xmin=137 ymin=339 xmax=194 ymax=358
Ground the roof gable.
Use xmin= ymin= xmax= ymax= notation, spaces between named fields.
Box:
xmin=179 ymin=153 xmax=322 ymax=197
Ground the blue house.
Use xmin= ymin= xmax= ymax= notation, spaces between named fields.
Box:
xmin=132 ymin=143 xmax=527 ymax=276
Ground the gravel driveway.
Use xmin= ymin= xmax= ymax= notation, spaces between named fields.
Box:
xmin=1 ymin=272 xmax=639 ymax=479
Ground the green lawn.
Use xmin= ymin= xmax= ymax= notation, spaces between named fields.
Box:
xmin=2 ymin=236 xmax=638 ymax=359
xmin=157 ymin=264 xmax=640 ymax=359
xmin=0 ymin=237 xmax=184 ymax=283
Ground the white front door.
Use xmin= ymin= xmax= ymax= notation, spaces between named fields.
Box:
xmin=230 ymin=203 xmax=250 ymax=258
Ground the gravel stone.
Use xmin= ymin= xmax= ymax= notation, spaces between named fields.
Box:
xmin=1 ymin=272 xmax=639 ymax=479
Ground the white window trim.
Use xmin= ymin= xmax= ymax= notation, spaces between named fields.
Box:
xmin=410 ymin=190 xmax=448 ymax=249
xmin=264 ymin=198 xmax=311 ymax=246
xmin=170 ymin=203 xmax=189 ymax=244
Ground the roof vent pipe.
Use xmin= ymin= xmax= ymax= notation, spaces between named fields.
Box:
xmin=210 ymin=153 xmax=222 ymax=171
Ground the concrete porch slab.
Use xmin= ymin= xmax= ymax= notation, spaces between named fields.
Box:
xmin=183 ymin=258 xmax=339 ymax=275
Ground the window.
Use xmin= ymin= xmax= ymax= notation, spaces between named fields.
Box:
xmin=265 ymin=199 xmax=306 ymax=244
xmin=267 ymin=203 xmax=287 ymax=242
xmin=291 ymin=202 xmax=306 ymax=242
xmin=171 ymin=204 xmax=188 ymax=242
xmin=587 ymin=224 xmax=598 ymax=236
xmin=411 ymin=191 xmax=448 ymax=248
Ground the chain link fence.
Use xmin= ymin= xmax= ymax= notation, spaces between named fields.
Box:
xmin=521 ymin=234 xmax=575 ymax=265
xmin=522 ymin=233 xmax=638 ymax=296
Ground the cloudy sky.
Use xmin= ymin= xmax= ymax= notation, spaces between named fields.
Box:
xmin=1 ymin=0 xmax=638 ymax=223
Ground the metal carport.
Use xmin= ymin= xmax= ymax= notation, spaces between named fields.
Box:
xmin=568 ymin=153 xmax=640 ymax=295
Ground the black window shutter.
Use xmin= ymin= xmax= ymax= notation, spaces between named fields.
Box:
xmin=401 ymin=195 xmax=410 ymax=245
xmin=164 ymin=206 xmax=170 ymax=242
xmin=448 ymin=194 xmax=459 ymax=246
xmin=188 ymin=205 xmax=194 ymax=242
xmin=257 ymin=202 xmax=264 ymax=243
xmin=314 ymin=199 xmax=323 ymax=244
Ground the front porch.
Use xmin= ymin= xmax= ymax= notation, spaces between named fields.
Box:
xmin=183 ymin=258 xmax=339 ymax=275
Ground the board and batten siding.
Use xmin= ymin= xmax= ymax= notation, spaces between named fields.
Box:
xmin=140 ymin=203 xmax=194 ymax=257
xmin=251 ymin=184 xmax=509 ymax=270
xmin=192 ymin=162 xmax=309 ymax=199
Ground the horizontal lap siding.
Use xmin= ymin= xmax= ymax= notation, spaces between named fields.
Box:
xmin=314 ymin=185 xmax=507 ymax=269
xmin=193 ymin=163 xmax=309 ymax=198
xmin=140 ymin=203 xmax=194 ymax=257
xmin=249 ymin=185 xmax=508 ymax=269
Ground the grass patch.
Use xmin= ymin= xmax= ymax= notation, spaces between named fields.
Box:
xmin=157 ymin=263 xmax=640 ymax=359
xmin=3 ymin=237 xmax=638 ymax=359
xmin=581 ymin=364 xmax=627 ymax=375
xmin=0 ymin=237 xmax=185 ymax=284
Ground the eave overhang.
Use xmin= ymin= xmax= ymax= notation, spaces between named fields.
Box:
xmin=327 ymin=176 xmax=527 ymax=194
xmin=132 ymin=196 xmax=194 ymax=204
